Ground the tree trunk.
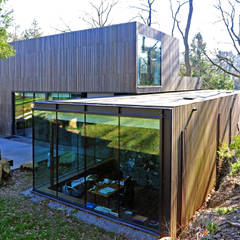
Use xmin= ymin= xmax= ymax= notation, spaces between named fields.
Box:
xmin=184 ymin=0 xmax=193 ymax=76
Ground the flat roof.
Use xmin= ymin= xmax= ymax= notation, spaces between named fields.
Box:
xmin=35 ymin=90 xmax=240 ymax=109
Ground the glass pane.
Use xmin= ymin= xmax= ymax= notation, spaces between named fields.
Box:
xmin=48 ymin=93 xmax=59 ymax=100
xmin=24 ymin=93 xmax=34 ymax=137
xmin=33 ymin=110 xmax=57 ymax=197
xmin=56 ymin=112 xmax=85 ymax=206
xmin=137 ymin=35 xmax=161 ymax=86
xmin=58 ymin=93 xmax=70 ymax=100
xmin=15 ymin=92 xmax=24 ymax=135
xmin=34 ymin=93 xmax=46 ymax=102
xmin=119 ymin=117 xmax=160 ymax=231
xmin=85 ymin=114 xmax=119 ymax=217
xmin=70 ymin=93 xmax=84 ymax=99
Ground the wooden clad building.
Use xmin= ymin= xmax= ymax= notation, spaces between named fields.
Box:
xmin=33 ymin=90 xmax=240 ymax=239
xmin=0 ymin=22 xmax=201 ymax=136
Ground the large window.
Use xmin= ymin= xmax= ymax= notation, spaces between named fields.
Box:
xmin=119 ymin=117 xmax=160 ymax=230
xmin=33 ymin=110 xmax=57 ymax=198
xmin=33 ymin=110 xmax=162 ymax=233
xmin=14 ymin=92 xmax=84 ymax=137
xmin=137 ymin=35 xmax=161 ymax=86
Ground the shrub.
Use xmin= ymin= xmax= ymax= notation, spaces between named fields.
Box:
xmin=230 ymin=157 xmax=240 ymax=177
xmin=216 ymin=207 xmax=236 ymax=215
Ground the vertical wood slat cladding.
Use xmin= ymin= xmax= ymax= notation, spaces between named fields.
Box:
xmin=0 ymin=22 xmax=203 ymax=135
xmin=136 ymin=23 xmax=202 ymax=93
xmin=170 ymin=94 xmax=240 ymax=237
xmin=2 ymin=22 xmax=137 ymax=93
xmin=0 ymin=23 xmax=138 ymax=135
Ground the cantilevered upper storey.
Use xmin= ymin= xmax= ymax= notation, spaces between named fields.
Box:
xmin=0 ymin=22 xmax=201 ymax=94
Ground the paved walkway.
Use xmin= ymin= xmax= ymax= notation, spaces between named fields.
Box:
xmin=0 ymin=135 xmax=32 ymax=169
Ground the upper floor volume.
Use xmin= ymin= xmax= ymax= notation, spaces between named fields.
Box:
xmin=2 ymin=22 xmax=201 ymax=94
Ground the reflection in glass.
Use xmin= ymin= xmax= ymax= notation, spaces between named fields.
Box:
xmin=34 ymin=93 xmax=46 ymax=102
xmin=119 ymin=117 xmax=160 ymax=231
xmin=58 ymin=93 xmax=70 ymax=100
xmin=85 ymin=114 xmax=119 ymax=217
xmin=24 ymin=93 xmax=34 ymax=137
xmin=56 ymin=112 xmax=85 ymax=206
xmin=48 ymin=93 xmax=59 ymax=100
xmin=33 ymin=111 xmax=161 ymax=233
xmin=14 ymin=92 xmax=84 ymax=137
xmin=33 ymin=110 xmax=57 ymax=197
xmin=137 ymin=35 xmax=161 ymax=86
xmin=15 ymin=93 xmax=24 ymax=135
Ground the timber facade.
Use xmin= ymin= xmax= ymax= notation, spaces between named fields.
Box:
xmin=0 ymin=22 xmax=201 ymax=136
xmin=0 ymin=22 xmax=238 ymax=239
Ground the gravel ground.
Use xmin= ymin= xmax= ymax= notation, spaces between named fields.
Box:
xmin=180 ymin=173 xmax=240 ymax=240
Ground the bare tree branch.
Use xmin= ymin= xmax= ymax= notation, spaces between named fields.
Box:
xmin=81 ymin=0 xmax=118 ymax=28
xmin=52 ymin=17 xmax=72 ymax=33
xmin=203 ymin=51 xmax=240 ymax=78
xmin=130 ymin=0 xmax=156 ymax=27
xmin=216 ymin=53 xmax=240 ymax=74
xmin=209 ymin=0 xmax=240 ymax=78
xmin=170 ymin=0 xmax=193 ymax=76
xmin=216 ymin=0 xmax=240 ymax=55
xmin=169 ymin=0 xmax=188 ymax=36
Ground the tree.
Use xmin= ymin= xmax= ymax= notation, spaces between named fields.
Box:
xmin=22 ymin=19 xmax=42 ymax=40
xmin=81 ymin=0 xmax=119 ymax=28
xmin=131 ymin=0 xmax=156 ymax=27
xmin=189 ymin=32 xmax=234 ymax=90
xmin=170 ymin=0 xmax=193 ymax=76
xmin=8 ymin=19 xmax=42 ymax=41
xmin=8 ymin=23 xmax=21 ymax=42
xmin=190 ymin=32 xmax=208 ymax=77
xmin=203 ymin=0 xmax=240 ymax=78
xmin=0 ymin=0 xmax=15 ymax=59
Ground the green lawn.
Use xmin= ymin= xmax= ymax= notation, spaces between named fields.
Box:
xmin=0 ymin=170 xmax=128 ymax=240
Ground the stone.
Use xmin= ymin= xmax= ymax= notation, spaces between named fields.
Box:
xmin=0 ymin=159 xmax=11 ymax=175
xmin=20 ymin=161 xmax=33 ymax=170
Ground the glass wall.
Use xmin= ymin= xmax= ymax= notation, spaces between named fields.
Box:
xmin=85 ymin=114 xmax=119 ymax=216
xmin=137 ymin=35 xmax=161 ymax=86
xmin=14 ymin=92 xmax=84 ymax=137
xmin=33 ymin=110 xmax=161 ymax=233
xmin=24 ymin=93 xmax=34 ymax=137
xmin=119 ymin=117 xmax=160 ymax=231
xmin=33 ymin=110 xmax=57 ymax=197
xmin=56 ymin=112 xmax=85 ymax=206
xmin=15 ymin=93 xmax=25 ymax=136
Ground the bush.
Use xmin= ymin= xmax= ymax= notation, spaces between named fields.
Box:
xmin=230 ymin=158 xmax=240 ymax=177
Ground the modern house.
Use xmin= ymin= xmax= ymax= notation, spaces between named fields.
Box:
xmin=0 ymin=22 xmax=239 ymax=239
xmin=0 ymin=22 xmax=201 ymax=137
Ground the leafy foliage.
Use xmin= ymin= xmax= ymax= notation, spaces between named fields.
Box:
xmin=21 ymin=19 xmax=42 ymax=40
xmin=0 ymin=0 xmax=15 ymax=59
xmin=216 ymin=207 xmax=236 ymax=215
xmin=217 ymin=136 xmax=240 ymax=177
xmin=187 ymin=32 xmax=234 ymax=90
xmin=201 ymin=221 xmax=218 ymax=240
xmin=217 ymin=142 xmax=235 ymax=160
xmin=230 ymin=158 xmax=240 ymax=177
xmin=8 ymin=19 xmax=42 ymax=41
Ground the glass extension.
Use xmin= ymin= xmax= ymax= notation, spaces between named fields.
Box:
xmin=33 ymin=110 xmax=162 ymax=233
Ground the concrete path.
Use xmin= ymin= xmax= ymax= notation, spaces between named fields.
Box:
xmin=0 ymin=135 xmax=32 ymax=169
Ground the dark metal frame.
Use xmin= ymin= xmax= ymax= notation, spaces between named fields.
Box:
xmin=32 ymin=104 xmax=170 ymax=236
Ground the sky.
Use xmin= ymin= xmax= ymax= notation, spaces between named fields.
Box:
xmin=5 ymin=0 xmax=239 ymax=53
